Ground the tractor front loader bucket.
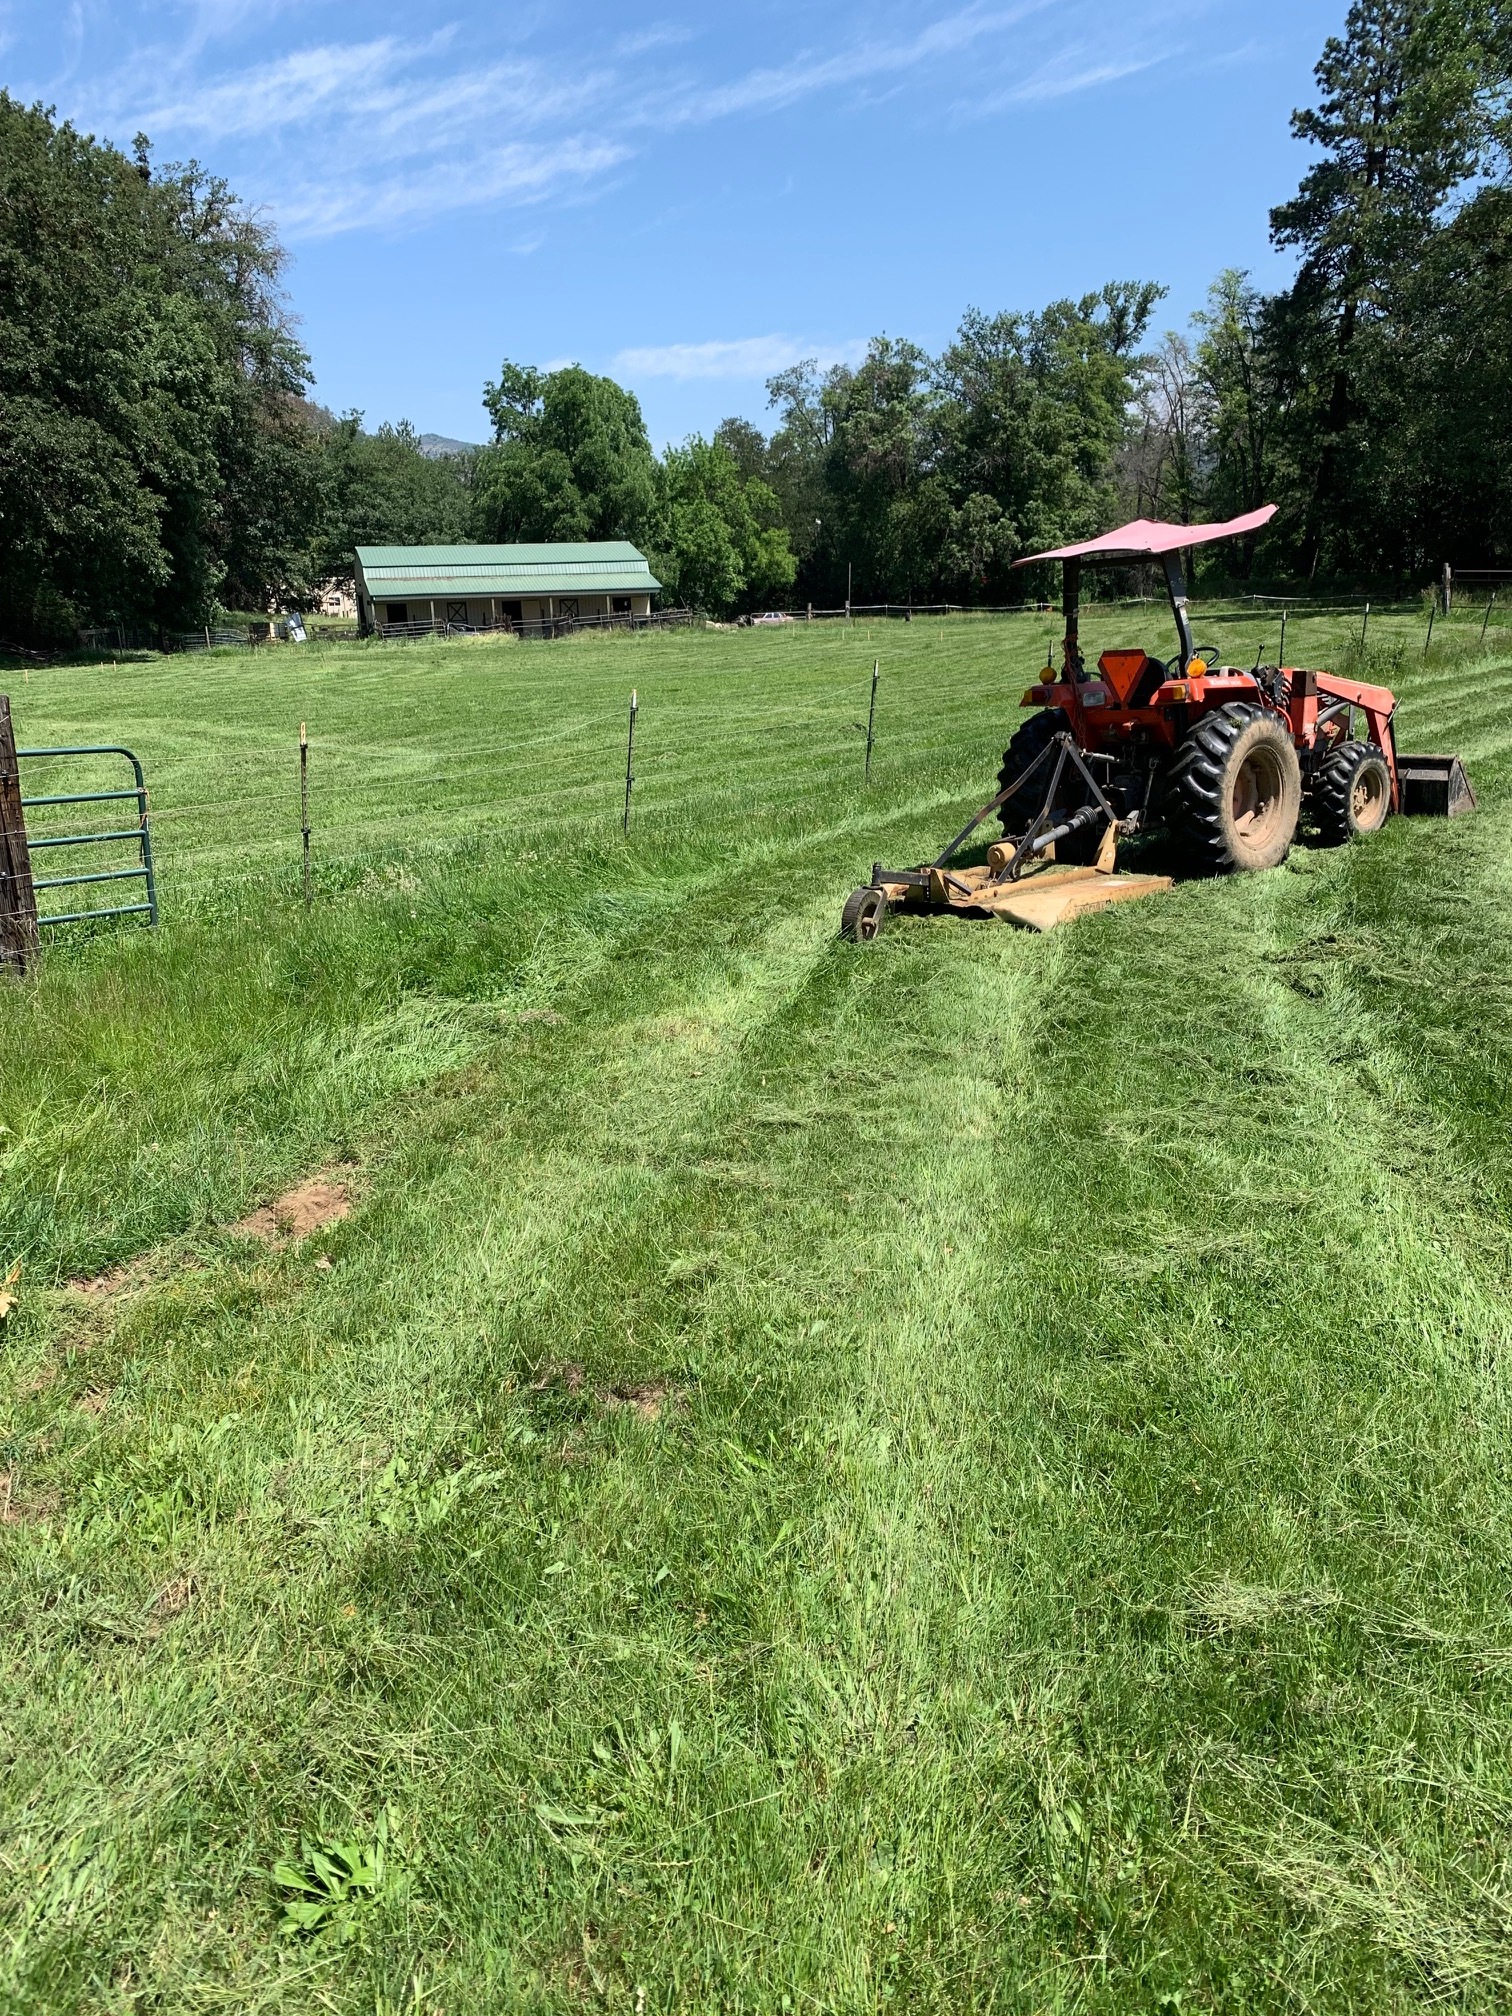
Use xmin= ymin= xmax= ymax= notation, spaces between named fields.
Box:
xmin=1398 ymin=755 xmax=1476 ymax=818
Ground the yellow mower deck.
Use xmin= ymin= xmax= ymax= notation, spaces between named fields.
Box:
xmin=878 ymin=856 xmax=1173 ymax=933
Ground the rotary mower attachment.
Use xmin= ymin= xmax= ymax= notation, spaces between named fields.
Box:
xmin=841 ymin=725 xmax=1172 ymax=940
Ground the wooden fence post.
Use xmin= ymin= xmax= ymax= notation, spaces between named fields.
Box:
xmin=0 ymin=695 xmax=39 ymax=973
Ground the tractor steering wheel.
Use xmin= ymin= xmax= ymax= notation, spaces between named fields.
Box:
xmin=1193 ymin=644 xmax=1221 ymax=669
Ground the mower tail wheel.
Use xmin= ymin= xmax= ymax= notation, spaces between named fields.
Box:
xmin=996 ymin=710 xmax=1101 ymax=864
xmin=1313 ymin=739 xmax=1391 ymax=845
xmin=841 ymin=885 xmax=889 ymax=943
xmin=1167 ymin=701 xmax=1302 ymax=873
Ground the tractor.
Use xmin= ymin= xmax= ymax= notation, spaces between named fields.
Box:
xmin=841 ymin=506 xmax=1473 ymax=939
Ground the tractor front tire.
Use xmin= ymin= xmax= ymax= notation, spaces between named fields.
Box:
xmin=1167 ymin=702 xmax=1302 ymax=873
xmin=1313 ymin=740 xmax=1391 ymax=845
xmin=996 ymin=711 xmax=1100 ymax=864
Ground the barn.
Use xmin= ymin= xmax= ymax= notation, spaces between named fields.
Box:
xmin=354 ymin=542 xmax=660 ymax=635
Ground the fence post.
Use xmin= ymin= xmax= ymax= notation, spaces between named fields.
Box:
xmin=1443 ymin=562 xmax=1453 ymax=615
xmin=1359 ymin=601 xmax=1370 ymax=653
xmin=1280 ymin=606 xmax=1288 ymax=667
xmin=623 ymin=690 xmax=637 ymax=835
xmin=1482 ymin=589 xmax=1497 ymax=646
xmin=1424 ymin=604 xmax=1435 ymax=657
xmin=0 ymin=696 xmax=39 ymax=973
xmin=864 ymin=660 xmax=879 ymax=783
xmin=300 ymin=722 xmax=311 ymax=909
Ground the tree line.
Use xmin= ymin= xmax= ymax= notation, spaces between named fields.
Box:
xmin=1 ymin=2 xmax=1508 ymax=646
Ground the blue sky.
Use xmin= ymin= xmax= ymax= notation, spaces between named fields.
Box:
xmin=7 ymin=1 xmax=1340 ymax=449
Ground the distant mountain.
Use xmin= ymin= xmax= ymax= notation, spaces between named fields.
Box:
xmin=418 ymin=433 xmax=481 ymax=460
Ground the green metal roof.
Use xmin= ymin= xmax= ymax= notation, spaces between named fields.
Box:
xmin=355 ymin=542 xmax=660 ymax=597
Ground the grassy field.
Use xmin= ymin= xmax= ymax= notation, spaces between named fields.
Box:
xmin=3 ymin=602 xmax=1512 ymax=2012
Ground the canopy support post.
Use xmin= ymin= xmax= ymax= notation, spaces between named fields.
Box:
xmin=1062 ymin=558 xmax=1082 ymax=680
xmin=1161 ymin=553 xmax=1195 ymax=671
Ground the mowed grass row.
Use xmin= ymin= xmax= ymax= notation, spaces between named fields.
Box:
xmin=3 ymin=614 xmax=1512 ymax=2011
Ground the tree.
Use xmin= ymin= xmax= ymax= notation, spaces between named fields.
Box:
xmin=473 ymin=363 xmax=657 ymax=544
xmin=652 ymin=437 xmax=795 ymax=616
xmin=1190 ymin=273 xmax=1280 ymax=539
xmin=1124 ymin=332 xmax=1204 ymax=525
xmin=934 ymin=283 xmax=1162 ymax=597
xmin=0 ymin=95 xmax=323 ymax=640
xmin=1269 ymin=0 xmax=1494 ymax=570
xmin=311 ymin=416 xmax=472 ymax=588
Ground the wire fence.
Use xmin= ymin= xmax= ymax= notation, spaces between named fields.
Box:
xmin=372 ymin=607 xmax=697 ymax=644
xmin=49 ymin=587 xmax=1504 ymax=664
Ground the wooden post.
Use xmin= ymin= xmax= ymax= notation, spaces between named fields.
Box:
xmin=0 ymin=695 xmax=39 ymax=973
xmin=1443 ymin=562 xmax=1453 ymax=615
xmin=623 ymin=690 xmax=637 ymax=835
xmin=300 ymin=722 xmax=311 ymax=910
xmin=864 ymin=659 xmax=879 ymax=783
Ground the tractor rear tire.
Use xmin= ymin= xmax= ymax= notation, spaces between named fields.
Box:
xmin=1167 ymin=702 xmax=1302 ymax=873
xmin=1313 ymin=740 xmax=1391 ymax=845
xmin=996 ymin=711 xmax=1100 ymax=864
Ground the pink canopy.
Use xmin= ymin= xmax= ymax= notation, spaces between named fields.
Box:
xmin=1011 ymin=504 xmax=1277 ymax=567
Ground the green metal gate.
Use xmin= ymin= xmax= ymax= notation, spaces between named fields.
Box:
xmin=17 ymin=744 xmax=158 ymax=929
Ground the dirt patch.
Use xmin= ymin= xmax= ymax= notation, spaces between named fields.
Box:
xmin=0 ymin=1470 xmax=61 ymax=1527
xmin=66 ymin=1253 xmax=198 ymax=1300
xmin=76 ymin=1385 xmax=110 ymax=1416
xmin=601 ymin=1380 xmax=680 ymax=1423
xmin=236 ymin=1170 xmax=353 ymax=1245
xmin=151 ymin=1573 xmax=200 ymax=1619
xmin=68 ymin=1262 xmax=138 ymax=1298
xmin=531 ymin=1361 xmax=585 ymax=1395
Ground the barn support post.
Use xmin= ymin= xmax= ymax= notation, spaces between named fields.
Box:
xmin=0 ymin=695 xmax=39 ymax=973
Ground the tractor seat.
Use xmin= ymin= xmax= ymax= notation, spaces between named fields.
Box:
xmin=1097 ymin=649 xmax=1168 ymax=707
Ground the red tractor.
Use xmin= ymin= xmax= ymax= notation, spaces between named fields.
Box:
xmin=842 ymin=507 xmax=1473 ymax=939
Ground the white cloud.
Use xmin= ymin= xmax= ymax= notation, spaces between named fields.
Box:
xmin=648 ymin=2 xmax=1049 ymax=127
xmin=613 ymin=22 xmax=698 ymax=59
xmin=614 ymin=336 xmax=868 ymax=380
xmin=135 ymin=39 xmax=401 ymax=138
xmin=281 ymin=138 xmax=630 ymax=239
xmin=997 ymin=48 xmax=1161 ymax=103
xmin=43 ymin=1 xmax=1179 ymax=243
